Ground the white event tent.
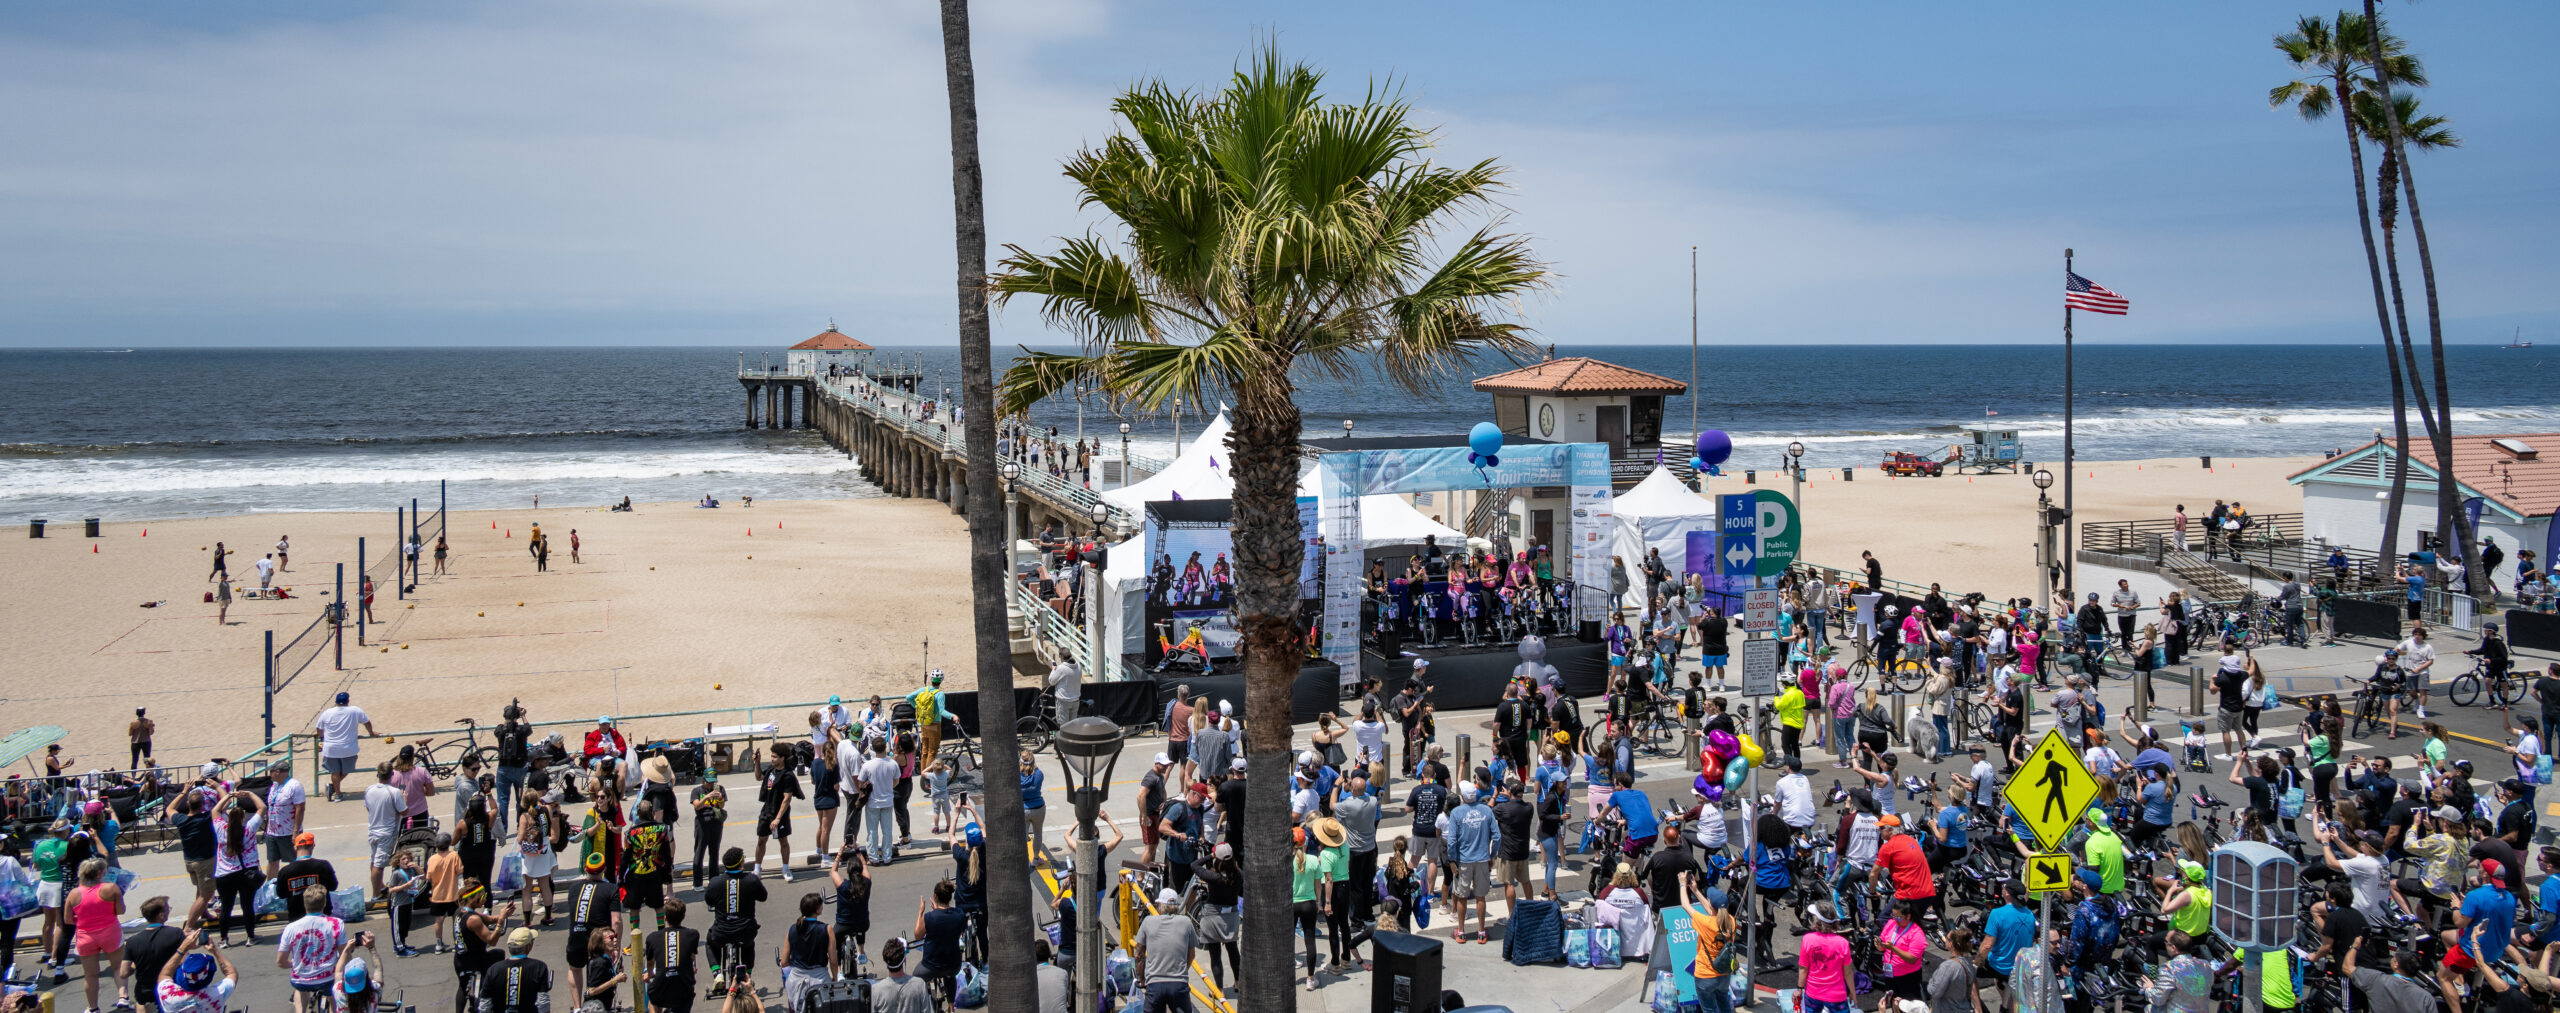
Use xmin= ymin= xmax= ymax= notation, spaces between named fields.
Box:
xmin=1610 ymin=465 xmax=1719 ymax=607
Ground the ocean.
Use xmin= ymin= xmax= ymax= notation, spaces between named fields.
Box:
xmin=2 ymin=344 xmax=2553 ymax=521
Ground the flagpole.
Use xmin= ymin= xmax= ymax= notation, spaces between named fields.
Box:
xmin=2063 ymin=248 xmax=2076 ymax=606
xmin=1690 ymin=245 xmax=1700 ymax=492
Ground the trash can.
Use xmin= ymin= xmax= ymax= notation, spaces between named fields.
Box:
xmin=27 ymin=519 xmax=45 ymax=538
xmin=1843 ymin=467 xmax=1855 ymax=482
xmin=2201 ymin=456 xmax=2213 ymax=469
xmin=1744 ymin=470 xmax=1756 ymax=484
xmin=84 ymin=518 xmax=101 ymax=538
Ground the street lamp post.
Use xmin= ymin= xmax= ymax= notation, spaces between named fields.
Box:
xmin=1786 ymin=440 xmax=1806 ymax=535
xmin=2033 ymin=468 xmax=2057 ymax=600
xmin=1118 ymin=422 xmax=1132 ymax=489
xmin=1001 ymin=460 xmax=1022 ymax=578
xmin=1087 ymin=500 xmax=1112 ymax=681
xmin=1055 ymin=718 xmax=1127 ymax=1013
xmin=1171 ymin=398 xmax=1185 ymax=459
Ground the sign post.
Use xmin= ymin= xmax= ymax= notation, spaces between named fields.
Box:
xmin=1740 ymin=639 xmax=1781 ymax=697
xmin=2001 ymin=729 xmax=2098 ymax=1013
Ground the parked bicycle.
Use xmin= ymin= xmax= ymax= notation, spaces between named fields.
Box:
xmin=411 ymin=717 xmax=498 ymax=781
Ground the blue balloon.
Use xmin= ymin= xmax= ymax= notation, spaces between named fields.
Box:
xmin=1695 ymin=429 xmax=1733 ymax=467
xmin=1469 ymin=422 xmax=1505 ymax=458
xmin=1689 ymin=456 xmax=1708 ymax=473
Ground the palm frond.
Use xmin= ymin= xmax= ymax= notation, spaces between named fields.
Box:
xmin=989 ymin=238 xmax=1176 ymax=345
xmin=995 ymin=350 xmax=1114 ymax=417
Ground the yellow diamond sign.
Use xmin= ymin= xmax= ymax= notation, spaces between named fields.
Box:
xmin=2001 ymin=729 xmax=2098 ymax=853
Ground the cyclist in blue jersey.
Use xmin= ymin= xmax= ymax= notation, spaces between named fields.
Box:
xmin=1602 ymin=772 xmax=1658 ymax=856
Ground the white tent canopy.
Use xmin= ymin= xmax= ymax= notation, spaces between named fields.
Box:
xmin=1611 ymin=465 xmax=1719 ymax=606
xmin=1101 ymin=411 xmax=1236 ymax=513
xmin=1100 ymin=533 xmax=1149 ymax=660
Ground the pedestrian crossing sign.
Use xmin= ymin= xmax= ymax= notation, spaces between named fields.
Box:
xmin=2026 ymin=852 xmax=2074 ymax=895
xmin=2001 ymin=729 xmax=2098 ymax=853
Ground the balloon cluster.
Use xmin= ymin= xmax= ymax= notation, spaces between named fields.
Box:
xmin=1694 ymin=727 xmax=1761 ymax=801
xmin=1689 ymin=429 xmax=1733 ymax=478
xmin=1468 ymin=423 xmax=1504 ymax=484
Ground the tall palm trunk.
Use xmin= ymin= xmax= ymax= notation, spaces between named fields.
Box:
xmin=1229 ymin=371 xmax=1305 ymax=1012
xmin=2376 ymin=151 xmax=2443 ymax=563
xmin=2335 ymin=63 xmax=2412 ymax=566
xmin=2363 ymin=0 xmax=2486 ymax=593
xmin=937 ymin=1 xmax=1035 ymax=1007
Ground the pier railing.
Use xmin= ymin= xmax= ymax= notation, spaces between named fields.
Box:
xmin=829 ymin=377 xmax=1140 ymax=531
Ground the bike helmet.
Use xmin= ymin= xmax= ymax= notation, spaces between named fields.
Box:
xmin=928 ymin=669 xmax=945 ymax=685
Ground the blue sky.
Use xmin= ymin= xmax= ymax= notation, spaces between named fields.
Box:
xmin=0 ymin=0 xmax=2552 ymax=347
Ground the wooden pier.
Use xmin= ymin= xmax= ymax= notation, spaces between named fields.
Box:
xmin=738 ymin=369 xmax=1126 ymax=539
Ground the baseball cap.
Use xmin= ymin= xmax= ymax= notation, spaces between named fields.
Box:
xmin=505 ymin=927 xmax=538 ymax=951
xmin=2434 ymin=805 xmax=2464 ymax=822
xmin=342 ymin=958 xmax=369 ymax=993
xmin=828 ymin=695 xmax=842 ymax=706
xmin=1152 ymin=753 xmax=1170 ymax=767
xmin=335 ymin=691 xmax=351 ymax=705
xmin=1231 ymin=757 xmax=1247 ymax=773
xmin=1157 ymin=888 xmax=1180 ymax=908
xmin=2483 ymin=858 xmax=2507 ymax=882
xmin=1212 ymin=842 xmax=1233 ymax=860
xmin=1783 ymin=755 xmax=1803 ymax=770
xmin=2077 ymin=868 xmax=2105 ymax=892
xmin=1877 ymin=814 xmax=1901 ymax=828
xmin=1298 ymin=751 xmax=1319 ymax=767
xmin=293 ymin=832 xmax=316 ymax=849
xmin=2180 ymin=861 xmax=2206 ymax=883
xmin=2089 ymin=810 xmax=2111 ymax=828
xmin=964 ymin=823 xmax=984 ymax=847
xmin=597 ymin=715 xmax=614 ymax=725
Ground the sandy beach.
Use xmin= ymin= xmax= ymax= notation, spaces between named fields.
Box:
xmin=1700 ymin=453 xmax=2319 ymax=598
xmin=5 ymin=453 xmax=2314 ymax=769
xmin=3 ymin=497 xmax=982 ymax=763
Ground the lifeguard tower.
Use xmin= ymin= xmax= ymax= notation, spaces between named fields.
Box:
xmin=1953 ymin=422 xmax=2022 ymax=474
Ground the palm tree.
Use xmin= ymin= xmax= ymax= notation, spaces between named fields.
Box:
xmin=2359 ymin=89 xmax=2458 ymax=479
xmin=993 ymin=46 xmax=1545 ymax=1010
xmin=2359 ymin=0 xmax=2486 ymax=594
xmin=935 ymin=1 xmax=1036 ymax=1008
xmin=2270 ymin=11 xmax=2423 ymax=567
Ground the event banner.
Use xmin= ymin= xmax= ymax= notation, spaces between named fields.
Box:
xmin=1566 ymin=444 xmax=1614 ymax=622
xmin=1318 ymin=442 xmax=1615 ymax=672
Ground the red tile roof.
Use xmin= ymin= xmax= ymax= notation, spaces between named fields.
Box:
xmin=790 ymin=328 xmax=872 ymax=351
xmin=1471 ymin=357 xmax=1687 ymax=396
xmin=2291 ymin=433 xmax=2560 ymax=518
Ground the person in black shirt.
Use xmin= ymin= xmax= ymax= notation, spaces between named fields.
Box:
xmin=687 ymin=780 xmax=727 ymax=890
xmin=2311 ymin=881 xmax=2379 ymax=973
xmin=777 ymin=894 xmax=831 ymax=1013
xmin=909 ymin=880 xmax=969 ymax=1005
xmin=701 ymin=848 xmax=765 ymax=993
xmin=173 ymin=792 xmax=218 ymax=929
xmin=476 ymin=928 xmax=552 ymax=1013
xmin=827 ymin=848 xmax=870 ymax=977
xmin=494 ymin=703 xmax=533 ymax=837
xmin=580 ymin=928 xmax=624 ymax=1013
xmin=2229 ymin=754 xmax=2276 ymax=820
xmin=1215 ymin=766 xmax=1249 ymax=860
xmin=1493 ymin=686 xmax=1531 ymax=774
xmin=750 ymin=746 xmax=801 ymax=882
xmin=642 ymin=901 xmax=699 ymax=1013
xmin=121 ymin=896 xmax=184 ymax=1006
xmin=275 ymin=835 xmax=339 ymax=921
xmin=562 ymin=855 xmax=620 ymax=1004
xmin=1489 ymin=779 xmax=1536 ymax=911
xmin=1636 ymin=819 xmax=1699 ymax=914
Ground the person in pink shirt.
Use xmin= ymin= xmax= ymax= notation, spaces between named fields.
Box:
xmin=1876 ymin=897 xmax=1931 ymax=1011
xmin=1797 ymin=902 xmax=1854 ymax=1013
xmin=1824 ymin=666 xmax=1857 ymax=768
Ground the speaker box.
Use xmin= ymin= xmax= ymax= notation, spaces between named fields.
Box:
xmin=1371 ymin=931 xmax=1443 ymax=1013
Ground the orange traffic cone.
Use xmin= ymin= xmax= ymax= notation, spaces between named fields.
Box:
xmin=92 ymin=544 xmax=99 ymax=553
xmin=748 ymin=528 xmax=754 ymax=536
xmin=141 ymin=529 xmax=147 ymax=537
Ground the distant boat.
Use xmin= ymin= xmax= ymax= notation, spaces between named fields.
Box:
xmin=2507 ymin=327 xmax=2533 ymax=349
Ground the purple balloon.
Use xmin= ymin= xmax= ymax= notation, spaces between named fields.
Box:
xmin=1701 ymin=785 xmax=1725 ymax=802
xmin=1705 ymin=729 xmax=1740 ymax=759
xmin=1695 ymin=430 xmax=1733 ymax=467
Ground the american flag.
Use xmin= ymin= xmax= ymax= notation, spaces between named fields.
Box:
xmin=2066 ymin=271 xmax=2129 ymax=315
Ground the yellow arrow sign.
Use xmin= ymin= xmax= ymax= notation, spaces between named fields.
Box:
xmin=2001 ymin=729 xmax=2098 ymax=853
xmin=2026 ymin=852 xmax=2075 ymax=894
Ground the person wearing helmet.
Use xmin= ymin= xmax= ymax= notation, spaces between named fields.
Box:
xmin=153 ymin=931 xmax=237 ymax=1013
xmin=908 ymin=671 xmax=955 ymax=764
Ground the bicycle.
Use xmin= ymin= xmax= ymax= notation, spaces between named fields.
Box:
xmin=1846 ymin=654 xmax=1930 ymax=694
xmin=2348 ymin=673 xmax=2418 ymax=739
xmin=411 ymin=717 xmax=498 ymax=781
xmin=1018 ymin=693 xmax=1061 ymax=754
xmin=2448 ymin=656 xmax=2527 ymax=710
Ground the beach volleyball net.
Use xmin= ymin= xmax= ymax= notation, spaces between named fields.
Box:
xmin=269 ymin=606 xmax=334 ymax=691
